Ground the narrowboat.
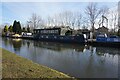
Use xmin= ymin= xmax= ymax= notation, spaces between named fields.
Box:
xmin=11 ymin=34 xmax=22 ymax=38
xmin=96 ymin=34 xmax=120 ymax=43
xmin=95 ymin=33 xmax=120 ymax=47
xmin=33 ymin=27 xmax=85 ymax=44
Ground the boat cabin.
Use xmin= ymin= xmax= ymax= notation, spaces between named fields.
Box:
xmin=33 ymin=27 xmax=72 ymax=36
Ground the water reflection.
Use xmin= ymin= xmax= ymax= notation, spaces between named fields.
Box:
xmin=2 ymin=38 xmax=22 ymax=53
xmin=34 ymin=41 xmax=85 ymax=52
xmin=96 ymin=47 xmax=119 ymax=55
xmin=1 ymin=37 xmax=119 ymax=78
xmin=12 ymin=39 xmax=22 ymax=52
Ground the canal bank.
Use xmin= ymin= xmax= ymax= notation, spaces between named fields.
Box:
xmin=1 ymin=48 xmax=72 ymax=78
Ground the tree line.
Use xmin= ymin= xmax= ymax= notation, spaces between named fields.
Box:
xmin=26 ymin=2 xmax=119 ymax=37
xmin=28 ymin=3 xmax=119 ymax=33
xmin=2 ymin=2 xmax=120 ymax=36
xmin=2 ymin=20 xmax=31 ymax=35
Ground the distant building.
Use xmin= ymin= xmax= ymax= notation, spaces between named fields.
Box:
xmin=77 ymin=29 xmax=90 ymax=39
xmin=96 ymin=26 xmax=109 ymax=34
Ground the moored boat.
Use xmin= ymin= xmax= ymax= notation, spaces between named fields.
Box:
xmin=33 ymin=27 xmax=85 ymax=44
xmin=94 ymin=34 xmax=120 ymax=47
xmin=11 ymin=34 xmax=22 ymax=38
xmin=96 ymin=34 xmax=120 ymax=43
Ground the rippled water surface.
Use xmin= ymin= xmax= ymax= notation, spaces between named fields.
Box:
xmin=0 ymin=37 xmax=119 ymax=78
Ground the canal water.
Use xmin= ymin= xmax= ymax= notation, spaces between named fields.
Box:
xmin=0 ymin=37 xmax=119 ymax=78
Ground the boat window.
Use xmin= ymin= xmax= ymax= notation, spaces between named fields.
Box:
xmin=109 ymin=36 xmax=118 ymax=38
xmin=55 ymin=30 xmax=58 ymax=33
xmin=60 ymin=37 xmax=63 ymax=39
xmin=72 ymin=37 xmax=74 ymax=39
xmin=46 ymin=36 xmax=48 ymax=38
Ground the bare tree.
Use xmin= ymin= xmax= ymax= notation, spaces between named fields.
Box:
xmin=46 ymin=11 xmax=82 ymax=29
xmin=113 ymin=12 xmax=118 ymax=32
xmin=85 ymin=2 xmax=102 ymax=35
xmin=118 ymin=2 xmax=120 ymax=25
xmin=46 ymin=11 xmax=74 ymax=28
xmin=76 ymin=12 xmax=82 ymax=29
xmin=29 ymin=13 xmax=44 ymax=29
xmin=98 ymin=6 xmax=109 ymax=28
xmin=60 ymin=11 xmax=82 ymax=29
xmin=46 ymin=16 xmax=54 ymax=27
xmin=118 ymin=2 xmax=120 ymax=35
xmin=109 ymin=10 xmax=118 ymax=33
xmin=101 ymin=6 xmax=109 ymax=16
xmin=82 ymin=17 xmax=89 ymax=29
xmin=61 ymin=11 xmax=73 ymax=26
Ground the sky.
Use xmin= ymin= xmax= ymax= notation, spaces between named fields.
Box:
xmin=0 ymin=2 xmax=119 ymax=27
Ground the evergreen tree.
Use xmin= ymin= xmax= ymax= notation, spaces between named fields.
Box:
xmin=4 ymin=25 xmax=8 ymax=32
xmin=12 ymin=20 xmax=22 ymax=34
xmin=22 ymin=27 xmax=26 ymax=32
xmin=17 ymin=21 xmax=22 ymax=34
xmin=118 ymin=29 xmax=120 ymax=36
xmin=27 ymin=26 xmax=31 ymax=33
xmin=8 ymin=25 xmax=13 ymax=32
xmin=13 ymin=20 xmax=17 ymax=33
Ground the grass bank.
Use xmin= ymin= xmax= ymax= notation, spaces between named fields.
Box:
xmin=1 ymin=48 xmax=72 ymax=78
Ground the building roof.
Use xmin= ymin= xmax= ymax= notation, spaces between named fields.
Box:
xmin=97 ymin=26 xmax=109 ymax=30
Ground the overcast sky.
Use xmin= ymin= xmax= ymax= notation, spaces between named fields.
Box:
xmin=0 ymin=2 xmax=118 ymax=27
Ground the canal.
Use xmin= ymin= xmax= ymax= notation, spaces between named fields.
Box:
xmin=0 ymin=37 xmax=119 ymax=78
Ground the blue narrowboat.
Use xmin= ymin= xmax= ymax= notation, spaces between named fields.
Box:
xmin=96 ymin=34 xmax=120 ymax=47
xmin=33 ymin=27 xmax=85 ymax=44
xmin=96 ymin=34 xmax=120 ymax=43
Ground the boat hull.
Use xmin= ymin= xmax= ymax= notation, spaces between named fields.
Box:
xmin=33 ymin=35 xmax=85 ymax=44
